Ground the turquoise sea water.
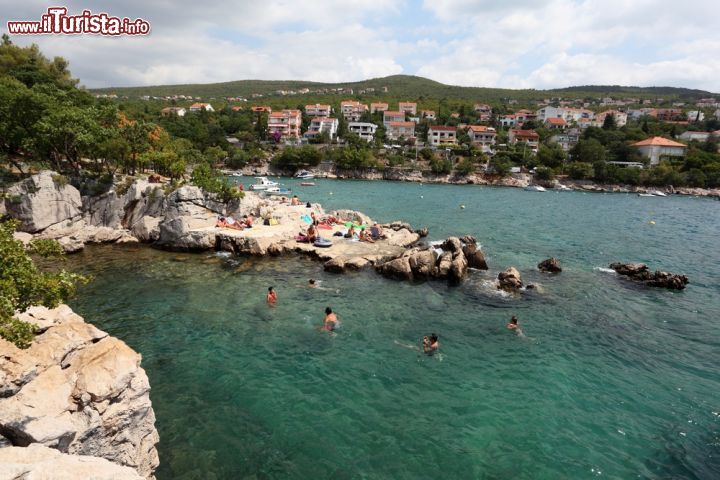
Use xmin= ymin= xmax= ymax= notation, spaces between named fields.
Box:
xmin=66 ymin=179 xmax=720 ymax=479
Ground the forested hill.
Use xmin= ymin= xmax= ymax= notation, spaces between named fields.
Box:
xmin=90 ymin=74 xmax=717 ymax=103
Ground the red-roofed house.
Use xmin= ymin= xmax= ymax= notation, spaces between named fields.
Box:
xmin=467 ymin=125 xmax=496 ymax=152
xmin=383 ymin=110 xmax=405 ymax=127
xmin=340 ymin=101 xmax=369 ymax=121
xmin=653 ymin=109 xmax=684 ymax=122
xmin=428 ymin=125 xmax=457 ymax=146
xmin=305 ymin=104 xmax=331 ymax=117
xmin=399 ymin=102 xmax=417 ymax=115
xmin=251 ymin=106 xmax=272 ymax=114
xmin=161 ymin=107 xmax=186 ymax=117
xmin=371 ymin=102 xmax=389 ymax=114
xmin=189 ymin=102 xmax=214 ymax=113
xmin=631 ymin=137 xmax=687 ymax=165
xmin=546 ymin=117 xmax=567 ymax=129
xmin=500 ymin=114 xmax=518 ymax=127
xmin=268 ymin=109 xmax=302 ymax=139
xmin=595 ymin=110 xmax=628 ymax=127
xmin=508 ymin=129 xmax=540 ymax=152
xmin=386 ymin=121 xmax=415 ymax=140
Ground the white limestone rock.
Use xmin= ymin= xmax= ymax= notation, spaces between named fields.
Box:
xmin=0 ymin=444 xmax=144 ymax=480
xmin=0 ymin=305 xmax=159 ymax=478
xmin=4 ymin=171 xmax=82 ymax=233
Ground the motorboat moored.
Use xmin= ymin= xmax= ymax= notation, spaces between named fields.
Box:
xmin=294 ymin=170 xmax=315 ymax=180
xmin=249 ymin=177 xmax=279 ymax=190
xmin=524 ymin=185 xmax=547 ymax=192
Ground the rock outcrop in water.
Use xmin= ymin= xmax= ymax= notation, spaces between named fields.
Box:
xmin=498 ymin=267 xmax=523 ymax=291
xmin=377 ymin=235 xmax=482 ymax=284
xmin=609 ymin=262 xmax=689 ymax=290
xmin=538 ymin=257 xmax=562 ymax=273
xmin=0 ymin=305 xmax=159 ymax=479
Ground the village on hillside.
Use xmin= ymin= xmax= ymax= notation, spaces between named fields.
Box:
xmin=104 ymin=87 xmax=720 ymax=184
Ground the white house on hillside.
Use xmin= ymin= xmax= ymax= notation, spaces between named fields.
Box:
xmin=631 ymin=137 xmax=687 ymax=165
xmin=428 ymin=126 xmax=457 ymax=146
xmin=348 ymin=122 xmax=378 ymax=142
xmin=305 ymin=117 xmax=339 ymax=140
xmin=189 ymin=102 xmax=214 ymax=112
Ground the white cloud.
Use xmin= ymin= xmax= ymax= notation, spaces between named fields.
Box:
xmin=2 ymin=0 xmax=719 ymax=90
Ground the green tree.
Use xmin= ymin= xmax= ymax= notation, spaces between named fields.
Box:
xmin=490 ymin=156 xmax=512 ymax=176
xmin=537 ymin=143 xmax=567 ymax=169
xmin=571 ymin=138 xmax=606 ymax=163
xmin=33 ymin=106 xmax=107 ymax=172
xmin=602 ymin=113 xmax=616 ymax=130
xmin=429 ymin=157 xmax=452 ymax=174
xmin=567 ymin=161 xmax=594 ymax=179
xmin=535 ymin=166 xmax=554 ymax=181
xmin=455 ymin=157 xmax=475 ymax=176
xmin=0 ymin=221 xmax=87 ymax=348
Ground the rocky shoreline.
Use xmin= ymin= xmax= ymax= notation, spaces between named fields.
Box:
xmin=2 ymin=171 xmax=692 ymax=291
xmin=0 ymin=305 xmax=159 ymax=479
xmin=2 ymin=171 xmax=491 ymax=286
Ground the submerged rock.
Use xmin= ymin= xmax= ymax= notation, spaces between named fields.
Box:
xmin=498 ymin=267 xmax=523 ymax=291
xmin=0 ymin=305 xmax=159 ymax=478
xmin=538 ymin=257 xmax=562 ymax=273
xmin=609 ymin=262 xmax=689 ymax=290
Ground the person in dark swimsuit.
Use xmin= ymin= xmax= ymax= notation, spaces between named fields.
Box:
xmin=323 ymin=307 xmax=338 ymax=331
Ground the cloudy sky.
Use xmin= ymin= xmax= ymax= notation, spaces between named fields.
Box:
xmin=3 ymin=0 xmax=719 ymax=91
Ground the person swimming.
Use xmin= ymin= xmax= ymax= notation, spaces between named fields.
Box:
xmin=308 ymin=279 xmax=317 ymax=288
xmin=267 ymin=286 xmax=277 ymax=305
xmin=507 ymin=315 xmax=523 ymax=334
xmin=322 ymin=307 xmax=338 ymax=331
xmin=423 ymin=333 xmax=439 ymax=354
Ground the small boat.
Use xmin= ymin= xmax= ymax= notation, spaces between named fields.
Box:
xmin=294 ymin=170 xmax=315 ymax=180
xmin=524 ymin=185 xmax=546 ymax=192
xmin=648 ymin=190 xmax=667 ymax=197
xmin=249 ymin=177 xmax=279 ymax=191
xmin=313 ymin=238 xmax=333 ymax=248
xmin=555 ymin=184 xmax=572 ymax=191
xmin=300 ymin=182 xmax=316 ymax=186
xmin=264 ymin=187 xmax=292 ymax=196
xmin=638 ymin=193 xmax=655 ymax=197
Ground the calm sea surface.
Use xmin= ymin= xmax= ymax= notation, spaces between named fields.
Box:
xmin=66 ymin=178 xmax=720 ymax=479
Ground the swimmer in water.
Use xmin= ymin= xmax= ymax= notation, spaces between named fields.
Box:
xmin=267 ymin=286 xmax=277 ymax=305
xmin=423 ymin=333 xmax=439 ymax=354
xmin=308 ymin=279 xmax=317 ymax=288
xmin=507 ymin=315 xmax=522 ymax=334
xmin=322 ymin=307 xmax=338 ymax=331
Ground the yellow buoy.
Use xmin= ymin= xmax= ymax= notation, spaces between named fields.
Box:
xmin=649 ymin=220 xmax=656 ymax=225
xmin=460 ymin=205 xmax=466 ymax=209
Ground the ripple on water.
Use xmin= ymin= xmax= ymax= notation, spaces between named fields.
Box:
xmin=64 ymin=182 xmax=720 ymax=480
